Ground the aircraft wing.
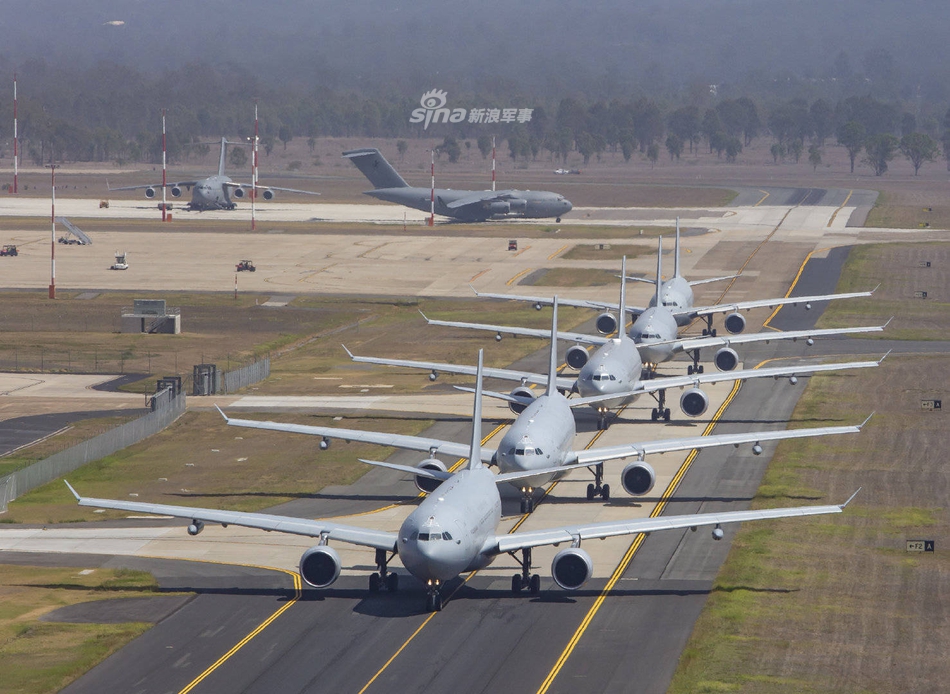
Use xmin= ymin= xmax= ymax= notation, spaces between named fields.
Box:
xmin=664 ymin=322 xmax=889 ymax=354
xmin=493 ymin=490 xmax=859 ymax=554
xmin=632 ymin=356 xmax=884 ymax=396
xmin=681 ymin=288 xmax=877 ymax=321
xmin=471 ymin=287 xmax=648 ymax=315
xmin=107 ymin=181 xmax=199 ymax=192
xmin=65 ymin=482 xmax=397 ymax=551
xmin=420 ymin=312 xmax=608 ymax=346
xmin=444 ymin=190 xmax=521 ymax=210
xmin=220 ymin=409 xmax=492 ymax=463
xmin=227 ymin=182 xmax=321 ymax=196
xmin=343 ymin=346 xmax=576 ymax=391
xmin=570 ymin=417 xmax=868 ymax=466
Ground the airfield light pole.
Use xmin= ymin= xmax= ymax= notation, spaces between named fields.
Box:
xmin=47 ymin=164 xmax=56 ymax=299
xmin=251 ymin=100 xmax=259 ymax=231
xmin=491 ymin=136 xmax=496 ymax=192
xmin=13 ymin=73 xmax=18 ymax=194
xmin=161 ymin=109 xmax=167 ymax=222
xmin=429 ymin=149 xmax=435 ymax=226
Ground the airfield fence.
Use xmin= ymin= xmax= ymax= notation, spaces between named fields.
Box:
xmin=219 ymin=357 xmax=270 ymax=394
xmin=0 ymin=390 xmax=186 ymax=513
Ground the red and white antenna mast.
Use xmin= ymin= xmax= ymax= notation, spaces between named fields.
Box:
xmin=429 ymin=149 xmax=435 ymax=226
xmin=48 ymin=164 xmax=56 ymax=299
xmin=251 ymin=100 xmax=259 ymax=231
xmin=13 ymin=73 xmax=18 ymax=194
xmin=491 ymin=136 xmax=496 ymax=192
xmin=161 ymin=109 xmax=167 ymax=221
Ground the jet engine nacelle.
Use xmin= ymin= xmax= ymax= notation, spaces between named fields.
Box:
xmin=262 ymin=189 xmax=275 ymax=201
xmin=415 ymin=458 xmax=447 ymax=494
xmin=714 ymin=347 xmax=739 ymax=372
xmin=595 ymin=312 xmax=618 ymax=335
xmin=144 ymin=187 xmax=156 ymax=199
xmin=508 ymin=386 xmax=537 ymax=414
xmin=170 ymin=186 xmax=183 ymax=198
xmin=187 ymin=520 xmax=204 ymax=536
xmin=485 ymin=201 xmax=510 ymax=215
xmin=565 ymin=345 xmax=590 ymax=370
xmin=551 ymin=547 xmax=593 ymax=590
xmin=724 ymin=312 xmax=746 ymax=334
xmin=299 ymin=545 xmax=342 ymax=588
xmin=680 ymin=388 xmax=709 ymax=417
xmin=620 ymin=461 xmax=656 ymax=496
xmin=231 ymin=187 xmax=245 ymax=199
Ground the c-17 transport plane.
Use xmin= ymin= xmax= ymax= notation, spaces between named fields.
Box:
xmin=109 ymin=137 xmax=320 ymax=211
xmin=343 ymin=147 xmax=573 ymax=222
xmin=222 ymin=298 xmax=868 ymax=508
xmin=347 ymin=258 xmax=885 ymax=427
xmin=66 ymin=351 xmax=861 ymax=612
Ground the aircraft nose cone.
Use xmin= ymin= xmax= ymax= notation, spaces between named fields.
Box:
xmin=563 ymin=200 xmax=573 ymax=212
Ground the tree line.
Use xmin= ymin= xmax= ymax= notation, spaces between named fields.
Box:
xmin=0 ymin=60 xmax=946 ymax=176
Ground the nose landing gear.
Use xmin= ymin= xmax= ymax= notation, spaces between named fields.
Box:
xmin=425 ymin=579 xmax=444 ymax=612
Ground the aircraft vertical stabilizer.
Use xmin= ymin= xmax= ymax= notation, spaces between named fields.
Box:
xmin=343 ymin=148 xmax=410 ymax=189
xmin=655 ymin=239 xmax=663 ymax=307
xmin=674 ymin=218 xmax=681 ymax=279
xmin=217 ymin=137 xmax=228 ymax=177
xmin=468 ymin=350 xmax=485 ymax=470
xmin=547 ymin=297 xmax=560 ymax=398
xmin=619 ymin=256 xmax=629 ymax=342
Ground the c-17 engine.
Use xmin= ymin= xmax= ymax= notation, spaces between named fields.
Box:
xmin=262 ymin=189 xmax=275 ymax=200
xmin=170 ymin=186 xmax=183 ymax=198
xmin=299 ymin=545 xmax=342 ymax=588
xmin=485 ymin=201 xmax=511 ymax=215
xmin=231 ymin=187 xmax=245 ymax=198
xmin=144 ymin=187 xmax=156 ymax=199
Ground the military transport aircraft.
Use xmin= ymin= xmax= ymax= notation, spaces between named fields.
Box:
xmin=109 ymin=137 xmax=320 ymax=211
xmin=346 ymin=257 xmax=885 ymax=427
xmin=343 ymin=147 xmax=572 ymax=222
xmin=67 ymin=351 xmax=862 ymax=612
xmin=222 ymin=298 xmax=868 ymax=508
xmin=473 ymin=221 xmax=876 ymax=336
xmin=437 ymin=245 xmax=887 ymax=375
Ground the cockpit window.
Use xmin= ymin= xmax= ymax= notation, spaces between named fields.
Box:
xmin=442 ymin=532 xmax=452 ymax=540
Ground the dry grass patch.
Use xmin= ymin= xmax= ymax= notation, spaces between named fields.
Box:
xmin=5 ymin=410 xmax=435 ymax=524
xmin=559 ymin=243 xmax=657 ymax=261
xmin=0 ymin=564 xmax=161 ymax=694
xmin=818 ymin=242 xmax=950 ymax=340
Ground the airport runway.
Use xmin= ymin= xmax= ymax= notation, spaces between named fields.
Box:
xmin=0 ymin=189 xmax=925 ymax=693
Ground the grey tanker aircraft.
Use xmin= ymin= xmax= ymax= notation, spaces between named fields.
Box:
xmin=109 ymin=137 xmax=320 ymax=211
xmin=223 ymin=298 xmax=868 ymax=508
xmin=444 ymin=243 xmax=886 ymax=376
xmin=474 ymin=220 xmax=875 ymax=337
xmin=67 ymin=351 xmax=861 ymax=612
xmin=343 ymin=147 xmax=572 ymax=222
xmin=348 ymin=257 xmax=885 ymax=427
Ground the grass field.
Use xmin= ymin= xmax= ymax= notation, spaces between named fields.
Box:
xmin=668 ymin=356 xmax=950 ymax=694
xmin=0 ymin=564 xmax=162 ymax=694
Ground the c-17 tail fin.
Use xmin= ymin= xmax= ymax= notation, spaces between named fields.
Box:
xmin=343 ymin=148 xmax=410 ymax=189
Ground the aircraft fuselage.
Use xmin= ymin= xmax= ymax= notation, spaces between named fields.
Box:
xmin=397 ymin=466 xmax=502 ymax=582
xmin=188 ymin=174 xmax=237 ymax=211
xmin=575 ymin=337 xmax=644 ymax=408
xmin=629 ymin=306 xmax=680 ymax=365
xmin=649 ymin=276 xmax=694 ymax=327
xmin=366 ymin=187 xmax=572 ymax=222
xmin=494 ymin=394 xmax=577 ymax=488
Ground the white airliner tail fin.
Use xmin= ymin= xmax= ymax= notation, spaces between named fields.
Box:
xmin=547 ymin=297 xmax=560 ymax=397
xmin=469 ymin=350 xmax=485 ymax=470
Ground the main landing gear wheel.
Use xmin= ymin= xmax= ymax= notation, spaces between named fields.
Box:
xmin=586 ymin=464 xmax=610 ymax=500
xmin=651 ymin=408 xmax=671 ymax=422
xmin=687 ymin=364 xmax=705 ymax=375
xmin=556 ymin=216 xmax=562 ymax=223
xmin=509 ymin=547 xmax=541 ymax=596
xmin=372 ymin=548 xmax=398 ymax=593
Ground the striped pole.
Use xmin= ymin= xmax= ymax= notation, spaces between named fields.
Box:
xmin=13 ymin=73 xmax=18 ymax=194
xmin=429 ymin=149 xmax=435 ymax=226
xmin=161 ymin=109 xmax=167 ymax=221
xmin=251 ymin=101 xmax=258 ymax=230
xmin=48 ymin=165 xmax=56 ymax=299
xmin=491 ymin=136 xmax=496 ymax=192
